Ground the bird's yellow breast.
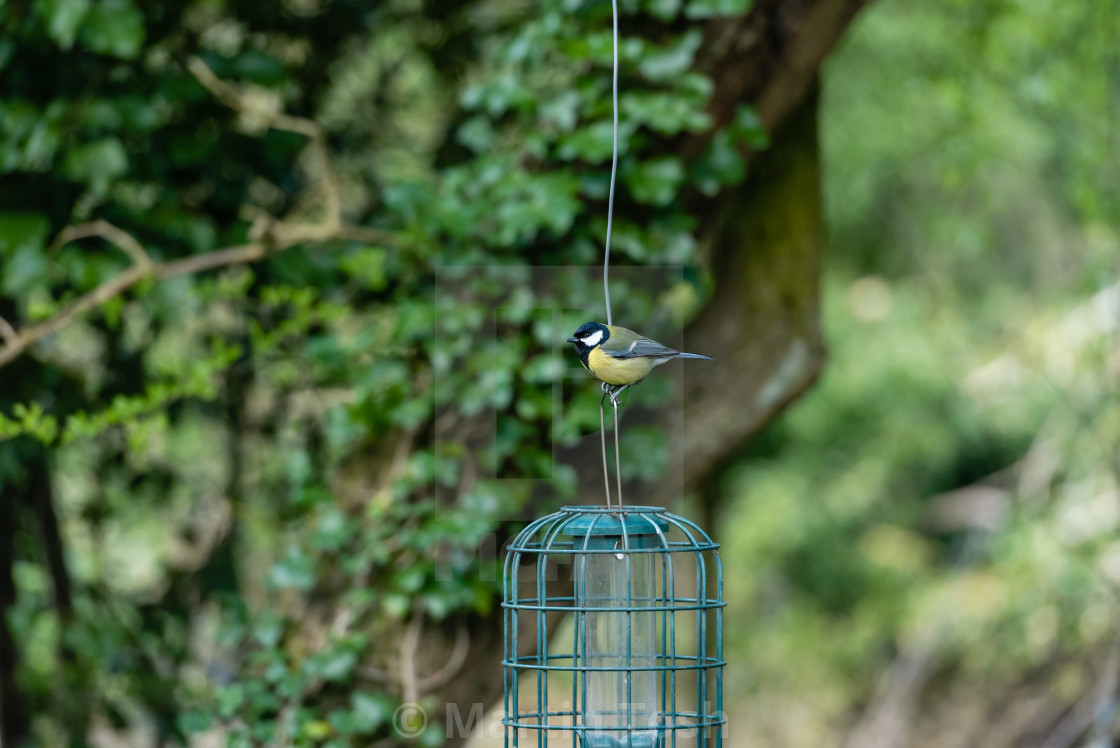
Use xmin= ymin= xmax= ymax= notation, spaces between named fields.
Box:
xmin=586 ymin=347 xmax=656 ymax=386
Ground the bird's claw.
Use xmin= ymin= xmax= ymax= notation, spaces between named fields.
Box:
xmin=606 ymin=384 xmax=628 ymax=408
xmin=598 ymin=382 xmax=629 ymax=408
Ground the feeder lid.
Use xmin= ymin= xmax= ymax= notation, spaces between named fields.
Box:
xmin=560 ymin=506 xmax=669 ymax=538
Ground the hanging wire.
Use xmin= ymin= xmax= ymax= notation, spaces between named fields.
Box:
xmin=604 ymin=0 xmax=618 ymax=327
xmin=612 ymin=396 xmax=622 ymax=505
xmin=599 ymin=0 xmax=622 ymax=510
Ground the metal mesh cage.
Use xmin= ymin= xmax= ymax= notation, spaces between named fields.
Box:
xmin=503 ymin=506 xmax=725 ymax=748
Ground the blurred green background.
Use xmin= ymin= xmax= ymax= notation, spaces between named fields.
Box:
xmin=0 ymin=0 xmax=1117 ymax=746
xmin=724 ymin=0 xmax=1120 ymax=743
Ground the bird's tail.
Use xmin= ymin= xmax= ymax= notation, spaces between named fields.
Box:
xmin=676 ymin=352 xmax=714 ymax=360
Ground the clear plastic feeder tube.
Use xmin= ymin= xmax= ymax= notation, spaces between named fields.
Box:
xmin=577 ymin=534 xmax=659 ymax=748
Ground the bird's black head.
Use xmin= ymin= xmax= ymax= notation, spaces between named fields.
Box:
xmin=566 ymin=322 xmax=610 ymax=352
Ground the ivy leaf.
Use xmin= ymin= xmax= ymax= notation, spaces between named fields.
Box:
xmin=63 ymin=138 xmax=128 ymax=194
xmin=38 ymin=0 xmax=92 ymax=50
xmin=252 ymin=611 xmax=285 ymax=648
xmin=730 ymin=104 xmax=770 ymax=149
xmin=302 ymin=721 xmax=333 ymax=741
xmin=0 ymin=212 xmax=49 ymax=256
xmin=0 ymin=213 xmax=49 ymax=295
xmin=382 ymin=593 xmax=410 ymax=618
xmin=81 ymin=0 xmax=146 ymax=59
xmin=693 ymin=130 xmax=746 ymax=195
xmin=647 ymin=0 xmax=683 ymax=21
xmin=621 ymin=90 xmax=710 ymax=135
xmin=177 ymin=710 xmax=213 ymax=734
xmin=638 ymin=30 xmax=702 ymax=81
xmin=394 ymin=566 xmax=426 ymax=594
xmin=350 ymin=692 xmax=393 ymax=733
xmin=222 ymin=51 xmax=287 ymax=86
xmin=456 ymin=116 xmax=496 ymax=152
xmin=539 ymin=90 xmax=581 ymax=132
xmin=625 ymin=157 xmax=686 ymax=206
xmin=327 ymin=710 xmax=359 ymax=736
xmin=315 ymin=649 xmax=359 ymax=682
xmin=217 ymin=684 xmax=245 ymax=718
xmin=423 ymin=592 xmax=452 ymax=619
xmin=269 ymin=549 xmax=316 ymax=590
xmin=311 ymin=506 xmax=355 ymax=552
xmin=558 ymin=121 xmax=628 ymax=163
xmin=419 ymin=723 xmax=446 ymax=748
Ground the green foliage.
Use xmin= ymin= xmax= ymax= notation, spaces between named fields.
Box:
xmin=0 ymin=0 xmax=760 ymax=744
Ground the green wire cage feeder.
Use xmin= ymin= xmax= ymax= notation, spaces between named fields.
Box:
xmin=503 ymin=506 xmax=726 ymax=748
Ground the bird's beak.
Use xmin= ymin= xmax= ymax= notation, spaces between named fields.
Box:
xmin=566 ymin=337 xmax=579 ymax=343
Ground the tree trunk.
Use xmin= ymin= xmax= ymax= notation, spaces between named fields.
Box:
xmin=0 ymin=476 xmax=32 ymax=747
xmin=674 ymin=82 xmax=825 ymax=499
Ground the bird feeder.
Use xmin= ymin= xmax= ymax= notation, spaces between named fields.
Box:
xmin=503 ymin=506 xmax=725 ymax=748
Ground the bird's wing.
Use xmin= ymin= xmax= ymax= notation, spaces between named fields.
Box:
xmin=602 ymin=336 xmax=679 ymax=360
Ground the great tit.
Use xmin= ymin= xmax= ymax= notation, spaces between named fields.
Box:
xmin=566 ymin=321 xmax=713 ymax=402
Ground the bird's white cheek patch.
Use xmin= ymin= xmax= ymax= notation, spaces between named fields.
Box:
xmin=583 ymin=330 xmax=604 ymax=346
